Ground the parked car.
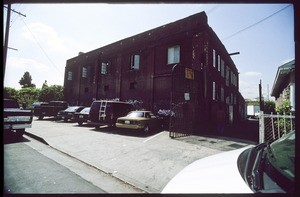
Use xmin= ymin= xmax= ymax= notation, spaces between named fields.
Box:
xmin=115 ymin=110 xmax=163 ymax=132
xmin=89 ymin=100 xmax=134 ymax=129
xmin=56 ymin=106 xmax=85 ymax=122
xmin=33 ymin=101 xmax=69 ymax=120
xmin=73 ymin=107 xmax=91 ymax=126
xmin=162 ymin=131 xmax=295 ymax=193
xmin=4 ymin=98 xmax=33 ymax=138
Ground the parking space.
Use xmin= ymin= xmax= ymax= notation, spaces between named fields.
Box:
xmin=26 ymin=118 xmax=253 ymax=193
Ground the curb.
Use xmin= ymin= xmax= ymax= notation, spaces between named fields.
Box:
xmin=24 ymin=131 xmax=49 ymax=145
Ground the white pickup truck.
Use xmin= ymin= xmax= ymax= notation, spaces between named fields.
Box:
xmin=4 ymin=98 xmax=33 ymax=138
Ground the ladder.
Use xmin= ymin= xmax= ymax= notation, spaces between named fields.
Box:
xmin=99 ymin=100 xmax=107 ymax=121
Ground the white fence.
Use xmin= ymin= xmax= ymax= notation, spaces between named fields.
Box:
xmin=259 ymin=111 xmax=295 ymax=143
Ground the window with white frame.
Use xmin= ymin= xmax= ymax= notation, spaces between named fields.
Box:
xmin=221 ymin=59 xmax=225 ymax=77
xmin=212 ymin=81 xmax=216 ymax=100
xmin=67 ymin=71 xmax=72 ymax=80
xmin=226 ymin=66 xmax=230 ymax=86
xmin=213 ymin=49 xmax=216 ymax=68
xmin=101 ymin=63 xmax=107 ymax=75
xmin=82 ymin=67 xmax=88 ymax=78
xmin=130 ymin=55 xmax=140 ymax=70
xmin=168 ymin=45 xmax=180 ymax=64
xmin=218 ymin=55 xmax=221 ymax=71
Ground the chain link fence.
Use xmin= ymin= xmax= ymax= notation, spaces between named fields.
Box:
xmin=259 ymin=111 xmax=295 ymax=143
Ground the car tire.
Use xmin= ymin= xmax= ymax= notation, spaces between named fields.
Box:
xmin=143 ymin=125 xmax=150 ymax=133
xmin=16 ymin=129 xmax=25 ymax=138
xmin=78 ymin=121 xmax=83 ymax=126
xmin=38 ymin=116 xmax=44 ymax=120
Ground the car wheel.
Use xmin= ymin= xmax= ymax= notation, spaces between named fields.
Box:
xmin=78 ymin=121 xmax=83 ymax=126
xmin=16 ymin=129 xmax=25 ymax=138
xmin=143 ymin=125 xmax=150 ymax=133
xmin=38 ymin=116 xmax=44 ymax=120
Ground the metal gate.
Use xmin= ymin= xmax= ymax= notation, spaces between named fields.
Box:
xmin=258 ymin=112 xmax=295 ymax=143
xmin=169 ymin=65 xmax=201 ymax=138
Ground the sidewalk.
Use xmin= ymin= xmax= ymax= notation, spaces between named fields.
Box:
xmin=25 ymin=120 xmax=254 ymax=193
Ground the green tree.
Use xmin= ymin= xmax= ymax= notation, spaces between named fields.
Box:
xmin=18 ymin=87 xmax=40 ymax=109
xmin=42 ymin=80 xmax=48 ymax=89
xmin=4 ymin=87 xmax=20 ymax=100
xmin=264 ymin=101 xmax=276 ymax=114
xmin=276 ymin=99 xmax=292 ymax=115
xmin=19 ymin=71 xmax=36 ymax=88
xmin=39 ymin=85 xmax=64 ymax=102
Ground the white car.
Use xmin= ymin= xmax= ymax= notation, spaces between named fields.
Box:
xmin=162 ymin=131 xmax=295 ymax=193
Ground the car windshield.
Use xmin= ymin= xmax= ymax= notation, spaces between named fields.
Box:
xmin=268 ymin=131 xmax=295 ymax=181
xmin=80 ymin=107 xmax=90 ymax=113
xmin=126 ymin=111 xmax=145 ymax=118
xmin=238 ymin=130 xmax=295 ymax=193
xmin=65 ymin=106 xmax=80 ymax=112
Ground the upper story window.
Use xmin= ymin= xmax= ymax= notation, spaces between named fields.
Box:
xmin=82 ymin=67 xmax=88 ymax=78
xmin=67 ymin=71 xmax=72 ymax=80
xmin=168 ymin=45 xmax=180 ymax=64
xmin=217 ymin=55 xmax=221 ymax=72
xmin=212 ymin=81 xmax=216 ymax=100
xmin=213 ymin=49 xmax=216 ymax=68
xmin=226 ymin=66 xmax=230 ymax=86
xmin=221 ymin=59 xmax=225 ymax=77
xmin=101 ymin=63 xmax=107 ymax=75
xmin=130 ymin=55 xmax=140 ymax=70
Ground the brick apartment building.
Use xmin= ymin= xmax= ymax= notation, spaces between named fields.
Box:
xmin=64 ymin=11 xmax=245 ymax=133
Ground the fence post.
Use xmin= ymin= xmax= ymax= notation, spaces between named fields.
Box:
xmin=259 ymin=111 xmax=265 ymax=143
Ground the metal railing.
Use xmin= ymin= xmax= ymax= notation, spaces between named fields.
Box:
xmin=259 ymin=111 xmax=295 ymax=143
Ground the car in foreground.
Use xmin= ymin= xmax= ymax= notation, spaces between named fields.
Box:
xmin=162 ymin=131 xmax=295 ymax=193
xmin=115 ymin=111 xmax=163 ymax=132
xmin=73 ymin=107 xmax=91 ymax=126
xmin=56 ymin=106 xmax=85 ymax=122
xmin=4 ymin=98 xmax=33 ymax=138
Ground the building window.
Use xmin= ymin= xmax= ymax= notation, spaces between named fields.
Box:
xmin=213 ymin=49 xmax=216 ymax=68
xmin=221 ymin=59 xmax=225 ymax=77
xmin=104 ymin=85 xmax=109 ymax=92
xmin=168 ymin=45 xmax=180 ymax=64
xmin=226 ymin=66 xmax=230 ymax=86
xmin=101 ymin=63 xmax=107 ymax=75
xmin=67 ymin=71 xmax=72 ymax=80
xmin=221 ymin=85 xmax=224 ymax=102
xmin=212 ymin=81 xmax=216 ymax=100
xmin=82 ymin=67 xmax=88 ymax=78
xmin=218 ymin=55 xmax=221 ymax=71
xmin=130 ymin=55 xmax=140 ymax=70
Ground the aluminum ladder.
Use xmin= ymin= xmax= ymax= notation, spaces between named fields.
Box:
xmin=99 ymin=100 xmax=107 ymax=121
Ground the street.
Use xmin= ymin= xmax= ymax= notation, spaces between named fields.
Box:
xmin=4 ymin=136 xmax=105 ymax=194
xmin=4 ymin=118 xmax=256 ymax=193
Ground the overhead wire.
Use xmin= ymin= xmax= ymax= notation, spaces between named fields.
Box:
xmin=19 ymin=16 xmax=63 ymax=76
xmin=221 ymin=4 xmax=292 ymax=41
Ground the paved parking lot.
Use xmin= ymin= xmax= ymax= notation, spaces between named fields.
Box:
xmin=26 ymin=118 xmax=255 ymax=193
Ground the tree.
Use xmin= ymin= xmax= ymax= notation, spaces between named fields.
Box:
xmin=19 ymin=71 xmax=36 ymax=88
xmin=42 ymin=80 xmax=48 ymax=89
xmin=4 ymin=87 xmax=20 ymax=100
xmin=39 ymin=85 xmax=64 ymax=102
xmin=276 ymin=99 xmax=292 ymax=115
xmin=264 ymin=101 xmax=276 ymax=114
xmin=18 ymin=87 xmax=40 ymax=109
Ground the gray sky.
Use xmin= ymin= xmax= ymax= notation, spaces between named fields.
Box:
xmin=3 ymin=3 xmax=295 ymax=100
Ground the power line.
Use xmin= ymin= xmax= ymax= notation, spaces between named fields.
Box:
xmin=222 ymin=5 xmax=292 ymax=41
xmin=20 ymin=17 xmax=63 ymax=76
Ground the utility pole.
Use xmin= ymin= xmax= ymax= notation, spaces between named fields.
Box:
xmin=3 ymin=4 xmax=26 ymax=81
xmin=259 ymin=80 xmax=264 ymax=112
